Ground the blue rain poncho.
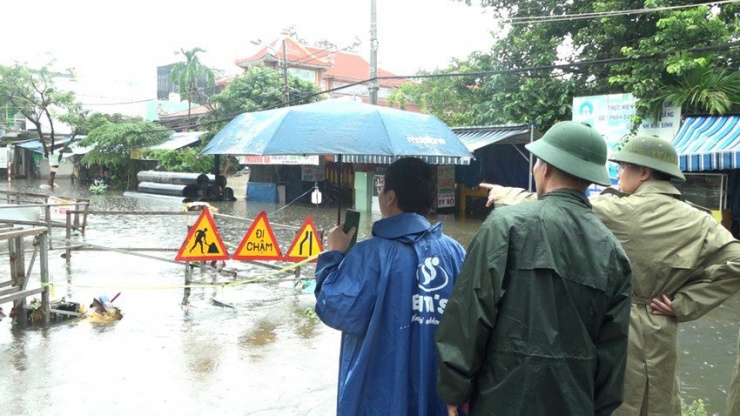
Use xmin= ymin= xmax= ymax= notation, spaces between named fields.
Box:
xmin=315 ymin=212 xmax=465 ymax=416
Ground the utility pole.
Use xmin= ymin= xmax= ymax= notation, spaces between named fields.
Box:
xmin=281 ymin=32 xmax=290 ymax=105
xmin=369 ymin=0 xmax=379 ymax=105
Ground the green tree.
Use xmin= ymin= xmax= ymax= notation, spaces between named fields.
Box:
xmin=0 ymin=62 xmax=85 ymax=186
xmin=201 ymin=66 xmax=323 ymax=133
xmin=607 ymin=3 xmax=740 ymax=127
xmin=440 ymin=0 xmax=740 ymax=130
xmin=646 ymin=67 xmax=740 ymax=120
xmin=387 ymin=61 xmax=479 ymax=126
xmin=171 ymin=47 xmax=215 ymax=123
xmin=0 ymin=97 xmax=12 ymax=128
xmin=144 ymin=146 xmax=214 ymax=173
xmin=79 ymin=120 xmax=172 ymax=189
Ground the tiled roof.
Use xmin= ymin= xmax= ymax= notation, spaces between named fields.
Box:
xmin=236 ymin=36 xmax=333 ymax=69
xmin=234 ymin=34 xmax=412 ymax=88
xmin=305 ymin=46 xmax=408 ymax=87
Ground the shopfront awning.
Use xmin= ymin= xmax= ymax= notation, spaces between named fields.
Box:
xmin=452 ymin=124 xmax=542 ymax=190
xmin=453 ymin=124 xmax=539 ymax=151
xmin=149 ymin=131 xmax=206 ymax=150
xmin=14 ymin=136 xmax=75 ymax=154
xmin=672 ymin=115 xmax=740 ymax=171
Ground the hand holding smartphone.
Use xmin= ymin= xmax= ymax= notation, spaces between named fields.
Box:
xmin=343 ymin=209 xmax=361 ymax=252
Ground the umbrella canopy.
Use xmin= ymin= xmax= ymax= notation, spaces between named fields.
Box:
xmin=200 ymin=100 xmax=473 ymax=165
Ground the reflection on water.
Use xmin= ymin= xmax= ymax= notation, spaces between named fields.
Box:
xmin=241 ymin=320 xmax=279 ymax=348
xmin=0 ymin=179 xmax=738 ymax=415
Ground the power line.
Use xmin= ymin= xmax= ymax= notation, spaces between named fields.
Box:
xmin=506 ymin=0 xmax=740 ymax=24
xmin=379 ymin=41 xmax=740 ymax=82
xmin=152 ymin=40 xmax=740 ymax=134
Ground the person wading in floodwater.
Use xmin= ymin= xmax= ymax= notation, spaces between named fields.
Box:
xmin=190 ymin=227 xmax=208 ymax=254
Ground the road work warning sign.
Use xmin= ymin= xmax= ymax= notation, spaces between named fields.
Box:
xmin=232 ymin=211 xmax=283 ymax=261
xmin=175 ymin=209 xmax=229 ymax=262
xmin=284 ymin=215 xmax=323 ymax=262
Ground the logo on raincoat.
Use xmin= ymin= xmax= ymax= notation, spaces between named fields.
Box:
xmin=412 ymin=256 xmax=451 ymax=324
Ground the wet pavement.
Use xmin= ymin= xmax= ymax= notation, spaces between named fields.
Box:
xmin=0 ymin=178 xmax=738 ymax=415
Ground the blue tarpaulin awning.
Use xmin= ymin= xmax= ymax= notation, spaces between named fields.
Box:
xmin=672 ymin=115 xmax=740 ymax=171
xmin=15 ymin=136 xmax=75 ymax=154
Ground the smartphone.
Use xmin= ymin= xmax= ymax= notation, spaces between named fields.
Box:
xmin=343 ymin=209 xmax=361 ymax=252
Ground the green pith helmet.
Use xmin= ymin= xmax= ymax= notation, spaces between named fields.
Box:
xmin=610 ymin=135 xmax=686 ymax=181
xmin=525 ymin=121 xmax=611 ymax=186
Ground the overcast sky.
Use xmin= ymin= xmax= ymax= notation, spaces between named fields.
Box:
xmin=2 ymin=0 xmax=497 ymax=99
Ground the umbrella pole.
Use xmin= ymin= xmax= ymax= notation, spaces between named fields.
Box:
xmin=337 ymin=155 xmax=342 ymax=225
xmin=528 ymin=126 xmax=534 ymax=191
xmin=213 ymin=155 xmax=221 ymax=177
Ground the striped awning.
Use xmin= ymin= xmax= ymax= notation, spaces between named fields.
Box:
xmin=672 ymin=115 xmax=740 ymax=171
xmin=339 ymin=125 xmax=540 ymax=165
xmin=340 ymin=154 xmax=471 ymax=165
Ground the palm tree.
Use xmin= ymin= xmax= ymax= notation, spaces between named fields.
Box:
xmin=648 ymin=67 xmax=740 ymax=120
xmin=170 ymin=47 xmax=215 ymax=128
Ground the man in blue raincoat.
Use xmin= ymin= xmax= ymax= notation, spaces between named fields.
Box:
xmin=436 ymin=122 xmax=632 ymax=415
xmin=314 ymin=157 xmax=466 ymax=416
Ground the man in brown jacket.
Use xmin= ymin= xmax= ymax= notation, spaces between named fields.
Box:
xmin=486 ymin=135 xmax=740 ymax=416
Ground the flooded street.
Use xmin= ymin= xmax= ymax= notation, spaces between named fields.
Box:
xmin=0 ymin=179 xmax=738 ymax=415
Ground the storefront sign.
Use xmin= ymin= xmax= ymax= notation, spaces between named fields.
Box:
xmin=437 ymin=165 xmax=456 ymax=208
xmin=236 ymin=155 xmax=319 ymax=165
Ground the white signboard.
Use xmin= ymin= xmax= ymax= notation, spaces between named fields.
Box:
xmin=47 ymin=196 xmax=76 ymax=221
xmin=0 ymin=147 xmax=7 ymax=169
xmin=573 ymin=93 xmax=681 ymax=144
xmin=301 ymin=163 xmax=325 ymax=182
xmin=437 ymin=165 xmax=456 ymax=208
xmin=573 ymin=93 xmax=681 ymax=182
xmin=236 ymin=155 xmax=319 ymax=165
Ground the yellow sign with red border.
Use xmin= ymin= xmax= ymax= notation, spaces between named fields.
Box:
xmin=232 ymin=211 xmax=283 ymax=261
xmin=283 ymin=215 xmax=323 ymax=262
xmin=175 ymin=209 xmax=229 ymax=261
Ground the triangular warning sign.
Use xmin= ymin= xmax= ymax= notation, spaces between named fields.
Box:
xmin=283 ymin=215 xmax=324 ymax=262
xmin=175 ymin=209 xmax=229 ymax=262
xmin=232 ymin=211 xmax=283 ymax=261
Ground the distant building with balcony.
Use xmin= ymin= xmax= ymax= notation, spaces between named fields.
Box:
xmin=234 ymin=32 xmax=417 ymax=110
xmin=158 ymin=32 xmax=419 ymax=131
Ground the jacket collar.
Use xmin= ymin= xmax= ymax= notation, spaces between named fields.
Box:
xmin=633 ymin=180 xmax=681 ymax=197
xmin=540 ymin=188 xmax=592 ymax=208
xmin=372 ymin=212 xmax=439 ymax=243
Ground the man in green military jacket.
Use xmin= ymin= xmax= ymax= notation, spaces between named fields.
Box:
xmin=436 ymin=121 xmax=633 ymax=415
xmin=485 ymin=135 xmax=740 ymax=415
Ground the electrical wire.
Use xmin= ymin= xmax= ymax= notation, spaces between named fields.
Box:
xmin=173 ymin=40 xmax=740 ymax=133
xmin=506 ymin=0 xmax=739 ymax=24
xmin=23 ymin=38 xmax=738 ymax=134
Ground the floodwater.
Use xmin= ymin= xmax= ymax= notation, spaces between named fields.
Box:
xmin=0 ymin=179 xmax=738 ymax=415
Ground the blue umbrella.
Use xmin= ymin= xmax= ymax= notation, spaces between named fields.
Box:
xmin=202 ymin=100 xmax=472 ymax=162
xmin=201 ymin=99 xmax=474 ymax=221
